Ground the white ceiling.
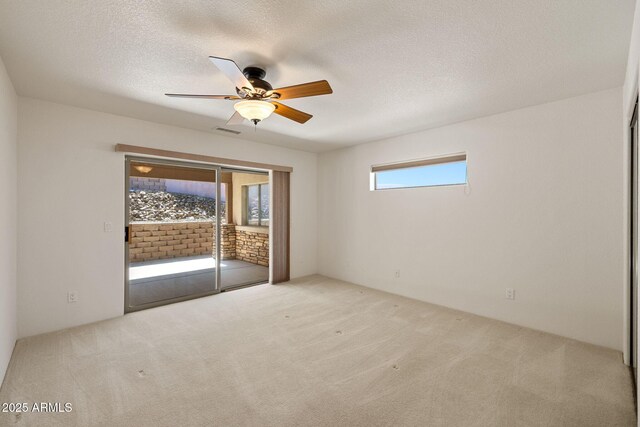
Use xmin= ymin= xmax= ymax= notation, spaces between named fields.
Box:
xmin=0 ymin=0 xmax=634 ymax=153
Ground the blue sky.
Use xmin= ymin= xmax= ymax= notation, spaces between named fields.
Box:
xmin=375 ymin=161 xmax=467 ymax=189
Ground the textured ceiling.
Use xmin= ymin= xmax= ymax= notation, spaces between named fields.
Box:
xmin=0 ymin=0 xmax=634 ymax=152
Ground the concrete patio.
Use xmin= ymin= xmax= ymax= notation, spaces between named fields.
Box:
xmin=129 ymin=255 xmax=268 ymax=307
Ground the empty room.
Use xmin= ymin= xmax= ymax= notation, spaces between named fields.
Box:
xmin=1 ymin=0 xmax=639 ymax=425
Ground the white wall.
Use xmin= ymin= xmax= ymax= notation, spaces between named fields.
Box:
xmin=318 ymin=88 xmax=624 ymax=350
xmin=17 ymin=98 xmax=317 ymax=338
xmin=0 ymin=55 xmax=17 ymax=382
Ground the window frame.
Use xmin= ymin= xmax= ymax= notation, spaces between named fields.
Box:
xmin=370 ymin=153 xmax=467 ymax=191
xmin=245 ymin=183 xmax=270 ymax=226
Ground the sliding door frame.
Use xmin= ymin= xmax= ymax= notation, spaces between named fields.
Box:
xmin=630 ymin=99 xmax=639 ymax=389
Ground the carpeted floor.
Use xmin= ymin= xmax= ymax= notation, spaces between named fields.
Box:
xmin=0 ymin=275 xmax=636 ymax=426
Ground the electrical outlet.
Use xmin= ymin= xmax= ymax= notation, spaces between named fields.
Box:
xmin=67 ymin=291 xmax=78 ymax=303
xmin=103 ymin=221 xmax=113 ymax=232
xmin=505 ymin=288 xmax=515 ymax=300
xmin=394 ymin=270 xmax=400 ymax=279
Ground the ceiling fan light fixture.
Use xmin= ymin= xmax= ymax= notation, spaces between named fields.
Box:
xmin=233 ymin=100 xmax=275 ymax=124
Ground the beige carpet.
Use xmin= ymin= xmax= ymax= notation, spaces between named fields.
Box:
xmin=0 ymin=275 xmax=635 ymax=426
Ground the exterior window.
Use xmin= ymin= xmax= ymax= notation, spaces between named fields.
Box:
xmin=246 ymin=183 xmax=270 ymax=226
xmin=371 ymin=154 xmax=467 ymax=190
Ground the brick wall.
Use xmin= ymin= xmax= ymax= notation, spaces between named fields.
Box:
xmin=129 ymin=221 xmax=268 ymax=266
xmin=130 ymin=177 xmax=166 ymax=191
xmin=236 ymin=228 xmax=269 ymax=266
xmin=129 ymin=221 xmax=211 ymax=261
xmin=129 ymin=221 xmax=236 ymax=262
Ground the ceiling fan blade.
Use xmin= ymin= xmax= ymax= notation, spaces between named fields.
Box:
xmin=209 ymin=56 xmax=255 ymax=92
xmin=271 ymin=101 xmax=313 ymax=124
xmin=165 ymin=93 xmax=240 ymax=100
xmin=270 ymin=80 xmax=333 ymax=100
xmin=226 ymin=111 xmax=245 ymax=126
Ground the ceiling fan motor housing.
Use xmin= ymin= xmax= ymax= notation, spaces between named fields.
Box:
xmin=237 ymin=66 xmax=273 ymax=96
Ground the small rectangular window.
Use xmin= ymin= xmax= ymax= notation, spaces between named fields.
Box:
xmin=246 ymin=183 xmax=270 ymax=226
xmin=371 ymin=153 xmax=467 ymax=190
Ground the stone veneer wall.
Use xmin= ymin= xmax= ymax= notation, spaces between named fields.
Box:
xmin=219 ymin=224 xmax=236 ymax=260
xmin=129 ymin=221 xmax=236 ymax=262
xmin=130 ymin=177 xmax=166 ymax=191
xmin=235 ymin=228 xmax=269 ymax=267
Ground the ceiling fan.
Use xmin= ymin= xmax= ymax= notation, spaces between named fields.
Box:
xmin=166 ymin=56 xmax=333 ymax=126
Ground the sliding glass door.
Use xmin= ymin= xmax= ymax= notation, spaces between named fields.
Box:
xmin=125 ymin=157 xmax=221 ymax=312
xmin=218 ymin=168 xmax=270 ymax=290
xmin=124 ymin=158 xmax=271 ymax=312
